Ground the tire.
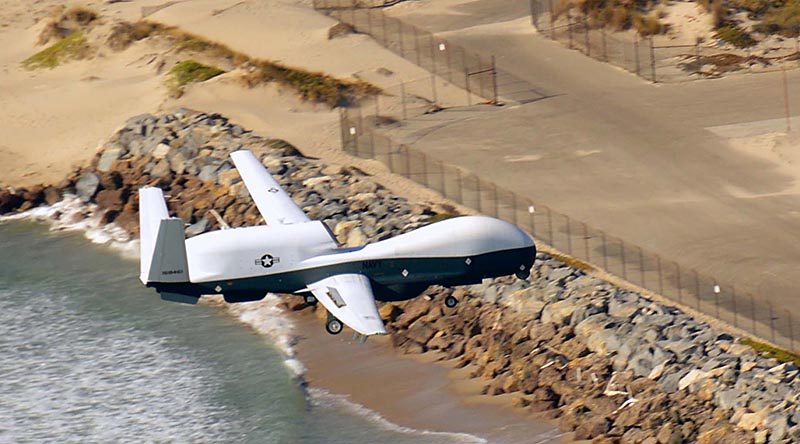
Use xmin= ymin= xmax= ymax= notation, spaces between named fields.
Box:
xmin=326 ymin=318 xmax=343 ymax=335
xmin=516 ymin=269 xmax=530 ymax=280
xmin=444 ymin=295 xmax=458 ymax=308
xmin=304 ymin=294 xmax=317 ymax=305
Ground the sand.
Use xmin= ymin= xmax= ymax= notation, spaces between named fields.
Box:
xmin=292 ymin=310 xmax=563 ymax=444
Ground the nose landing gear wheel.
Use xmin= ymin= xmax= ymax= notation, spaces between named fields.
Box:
xmin=326 ymin=317 xmax=343 ymax=335
xmin=304 ymin=294 xmax=318 ymax=305
xmin=444 ymin=295 xmax=458 ymax=308
xmin=516 ymin=267 xmax=530 ymax=280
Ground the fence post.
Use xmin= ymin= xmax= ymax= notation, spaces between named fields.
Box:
xmin=769 ymin=302 xmax=776 ymax=343
xmin=491 ymin=55 xmax=499 ymax=104
xmin=405 ymin=145 xmax=411 ymax=178
xmin=676 ymin=262 xmax=682 ymax=304
xmin=582 ymin=222 xmax=589 ymax=262
xmin=714 ymin=283 xmax=720 ymax=319
xmin=656 ymin=256 xmax=663 ymax=295
xmin=430 ymin=34 xmax=437 ymax=75
xmin=634 ymin=33 xmax=640 ymax=76
xmin=529 ymin=201 xmax=536 ymax=237
xmin=381 ymin=10 xmax=387 ymax=45
xmin=414 ymin=26 xmax=421 ymax=65
xmin=400 ymin=82 xmax=407 ymax=120
xmin=547 ymin=207 xmax=553 ymax=246
xmin=457 ymin=168 xmax=463 ymax=204
xmin=584 ymin=17 xmax=590 ymax=56
xmin=750 ymin=295 xmax=756 ymax=336
xmin=602 ymin=28 xmax=608 ymax=61
xmin=367 ymin=7 xmax=373 ymax=34
xmin=649 ymin=36 xmax=656 ymax=82
xmin=694 ymin=270 xmax=700 ymax=311
xmin=567 ymin=11 xmax=573 ymax=49
xmin=399 ymin=20 xmax=405 ymax=56
xmin=388 ymin=140 xmax=394 ymax=172
xmin=620 ymin=239 xmax=626 ymax=279
xmin=548 ymin=0 xmax=555 ymax=38
xmin=788 ymin=310 xmax=795 ymax=353
xmin=476 ymin=177 xmax=482 ymax=213
xmin=732 ymin=286 xmax=738 ymax=328
xmin=565 ymin=215 xmax=572 ymax=255
xmin=492 ymin=184 xmax=499 ymax=218
xmin=638 ymin=247 xmax=645 ymax=287
xmin=601 ymin=231 xmax=608 ymax=270
xmin=465 ymin=71 xmax=472 ymax=106
xmin=431 ymin=74 xmax=438 ymax=105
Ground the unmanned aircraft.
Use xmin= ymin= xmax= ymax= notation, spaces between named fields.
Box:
xmin=139 ymin=150 xmax=536 ymax=336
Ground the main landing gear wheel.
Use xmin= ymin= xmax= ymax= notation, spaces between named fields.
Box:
xmin=304 ymin=294 xmax=318 ymax=305
xmin=516 ymin=266 xmax=530 ymax=280
xmin=444 ymin=295 xmax=458 ymax=308
xmin=326 ymin=317 xmax=343 ymax=335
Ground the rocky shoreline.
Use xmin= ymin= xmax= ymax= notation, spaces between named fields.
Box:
xmin=2 ymin=110 xmax=798 ymax=443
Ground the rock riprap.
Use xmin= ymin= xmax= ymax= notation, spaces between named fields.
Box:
xmin=1 ymin=110 xmax=797 ymax=443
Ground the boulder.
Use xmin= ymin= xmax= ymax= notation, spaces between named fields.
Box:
xmin=737 ymin=408 xmax=769 ymax=431
xmin=575 ymin=415 xmax=610 ymax=440
xmin=75 ymin=172 xmax=100 ymax=201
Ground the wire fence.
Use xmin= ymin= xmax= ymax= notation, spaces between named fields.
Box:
xmin=314 ymin=0 xmax=546 ymax=104
xmin=529 ymin=0 xmax=800 ymax=83
xmin=340 ymin=104 xmax=799 ymax=354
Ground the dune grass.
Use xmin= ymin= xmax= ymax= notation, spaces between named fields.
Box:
xmin=167 ymin=60 xmax=226 ymax=97
xmin=22 ymin=32 xmax=90 ymax=70
xmin=107 ymin=19 xmax=379 ymax=106
xmin=741 ymin=338 xmax=800 ymax=367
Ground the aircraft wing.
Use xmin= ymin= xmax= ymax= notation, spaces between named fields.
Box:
xmin=306 ymin=274 xmax=387 ymax=336
xmin=230 ymin=150 xmax=310 ymax=225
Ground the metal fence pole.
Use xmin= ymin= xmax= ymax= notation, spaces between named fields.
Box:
xmin=491 ymin=55 xmax=499 ymax=104
xmin=751 ymin=295 xmax=756 ymax=336
xmin=414 ymin=26 xmax=421 ymax=65
xmin=548 ymin=0 xmax=555 ymax=38
xmin=769 ymin=302 xmax=776 ymax=343
xmin=657 ymin=256 xmax=663 ymax=295
xmin=788 ymin=310 xmax=795 ymax=352
xmin=584 ymin=17 xmax=590 ymax=56
xmin=431 ymin=74 xmax=438 ymax=105
xmin=582 ymin=222 xmax=589 ymax=262
xmin=399 ymin=20 xmax=405 ymax=56
xmin=634 ymin=33 xmax=640 ymax=76
xmin=547 ymin=208 xmax=553 ymax=245
xmin=620 ymin=239 xmax=626 ymax=279
xmin=400 ymin=81 xmax=407 ymax=120
xmin=601 ymin=231 xmax=608 ymax=270
xmin=638 ymin=247 xmax=645 ymax=287
xmin=649 ymin=37 xmax=656 ymax=82
xmin=676 ymin=262 xmax=682 ymax=304
xmin=567 ymin=11 xmax=573 ymax=49
xmin=732 ymin=286 xmax=738 ymax=328
xmin=457 ymin=168 xmax=463 ymax=203
xmin=430 ymin=34 xmax=437 ymax=75
xmin=602 ymin=28 xmax=608 ymax=61
xmin=694 ymin=270 xmax=700 ymax=311
xmin=565 ymin=215 xmax=572 ymax=254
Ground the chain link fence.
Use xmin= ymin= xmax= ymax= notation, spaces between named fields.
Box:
xmin=340 ymin=104 xmax=799 ymax=354
xmin=314 ymin=0 xmax=546 ymax=104
xmin=529 ymin=0 xmax=800 ymax=82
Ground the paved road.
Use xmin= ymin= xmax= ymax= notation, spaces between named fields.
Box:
xmin=382 ymin=1 xmax=800 ymax=321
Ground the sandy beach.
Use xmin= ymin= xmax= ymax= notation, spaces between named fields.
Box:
xmin=292 ymin=310 xmax=563 ymax=443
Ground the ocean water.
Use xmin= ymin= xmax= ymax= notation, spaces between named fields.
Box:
xmin=0 ymin=219 xmax=481 ymax=444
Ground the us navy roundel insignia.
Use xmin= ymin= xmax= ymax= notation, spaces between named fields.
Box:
xmin=267 ymin=187 xmax=279 ymax=193
xmin=256 ymin=254 xmax=280 ymax=268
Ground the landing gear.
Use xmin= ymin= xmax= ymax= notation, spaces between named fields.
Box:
xmin=516 ymin=265 xmax=530 ymax=280
xmin=304 ymin=294 xmax=318 ymax=305
xmin=444 ymin=295 xmax=458 ymax=308
xmin=325 ymin=316 xmax=343 ymax=335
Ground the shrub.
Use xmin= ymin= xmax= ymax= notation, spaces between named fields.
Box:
xmin=715 ymin=24 xmax=757 ymax=47
xmin=753 ymin=0 xmax=800 ymax=36
xmin=633 ymin=13 xmax=668 ymax=35
xmin=37 ymin=6 xmax=98 ymax=45
xmin=22 ymin=32 xmax=90 ymax=69
xmin=741 ymin=338 xmax=800 ymax=367
xmin=167 ymin=60 xmax=226 ymax=97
